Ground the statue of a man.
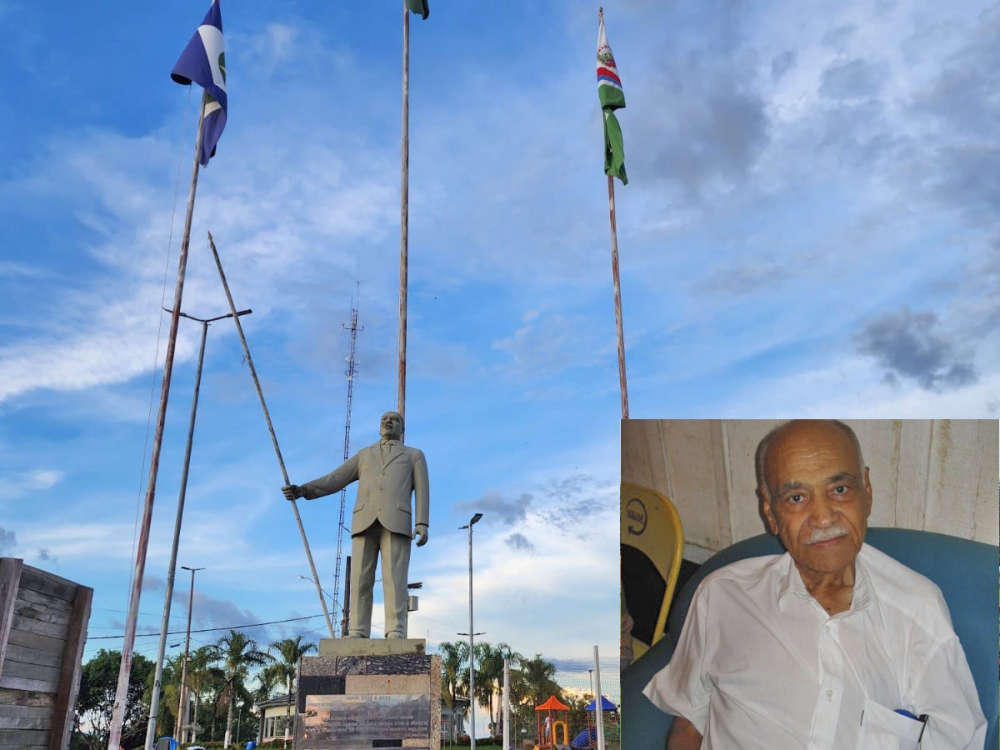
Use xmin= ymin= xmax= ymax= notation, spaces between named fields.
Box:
xmin=282 ymin=411 xmax=429 ymax=639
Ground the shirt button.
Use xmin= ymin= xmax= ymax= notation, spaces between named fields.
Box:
xmin=826 ymin=690 xmax=833 ymax=699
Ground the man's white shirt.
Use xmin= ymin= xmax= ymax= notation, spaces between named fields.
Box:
xmin=643 ymin=544 xmax=986 ymax=749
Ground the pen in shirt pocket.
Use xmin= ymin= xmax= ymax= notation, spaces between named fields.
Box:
xmin=895 ymin=710 xmax=929 ymax=745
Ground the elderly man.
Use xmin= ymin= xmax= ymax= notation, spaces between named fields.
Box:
xmin=283 ymin=411 xmax=429 ymax=639
xmin=644 ymin=419 xmax=986 ymax=750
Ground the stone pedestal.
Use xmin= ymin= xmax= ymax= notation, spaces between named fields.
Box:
xmin=295 ymin=639 xmax=440 ymax=750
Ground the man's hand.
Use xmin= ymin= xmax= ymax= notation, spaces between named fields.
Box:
xmin=414 ymin=524 xmax=429 ymax=547
xmin=282 ymin=484 xmax=303 ymax=501
xmin=667 ymin=717 xmax=703 ymax=750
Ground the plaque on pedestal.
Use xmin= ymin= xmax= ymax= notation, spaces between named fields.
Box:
xmin=295 ymin=642 xmax=440 ymax=750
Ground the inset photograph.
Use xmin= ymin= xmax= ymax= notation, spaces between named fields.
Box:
xmin=621 ymin=419 xmax=999 ymax=750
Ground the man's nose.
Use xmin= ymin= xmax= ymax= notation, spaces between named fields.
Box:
xmin=809 ymin=493 xmax=836 ymax=526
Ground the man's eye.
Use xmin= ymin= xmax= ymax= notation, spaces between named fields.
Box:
xmin=786 ymin=494 xmax=805 ymax=504
xmin=833 ymin=485 xmax=849 ymax=495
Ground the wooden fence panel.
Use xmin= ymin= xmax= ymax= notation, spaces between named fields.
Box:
xmin=0 ymin=559 xmax=91 ymax=750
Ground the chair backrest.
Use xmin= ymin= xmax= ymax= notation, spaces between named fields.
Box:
xmin=621 ymin=481 xmax=684 ymax=660
xmin=630 ymin=528 xmax=999 ymax=750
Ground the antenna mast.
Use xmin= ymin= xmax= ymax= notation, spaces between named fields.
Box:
xmin=333 ymin=292 xmax=362 ymax=636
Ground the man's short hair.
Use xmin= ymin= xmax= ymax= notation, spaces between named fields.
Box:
xmin=754 ymin=419 xmax=866 ymax=498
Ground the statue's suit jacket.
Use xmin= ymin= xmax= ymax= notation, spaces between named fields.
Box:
xmin=300 ymin=440 xmax=429 ymax=537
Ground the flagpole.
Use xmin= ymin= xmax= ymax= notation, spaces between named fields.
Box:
xmin=607 ymin=173 xmax=629 ymax=419
xmin=107 ymin=90 xmax=208 ymax=750
xmin=397 ymin=0 xmax=410 ymax=422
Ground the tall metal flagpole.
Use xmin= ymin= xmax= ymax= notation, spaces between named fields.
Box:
xmin=607 ymin=172 xmax=629 ymax=419
xmin=207 ymin=232 xmax=335 ymax=638
xmin=107 ymin=90 xmax=208 ymax=750
xmin=397 ymin=0 xmax=410 ymax=421
xmin=144 ymin=309 xmax=250 ymax=750
xmin=598 ymin=7 xmax=629 ymax=420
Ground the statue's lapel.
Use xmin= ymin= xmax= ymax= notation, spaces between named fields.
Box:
xmin=382 ymin=445 xmax=403 ymax=470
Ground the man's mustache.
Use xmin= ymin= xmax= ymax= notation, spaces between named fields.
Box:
xmin=807 ymin=525 xmax=849 ymax=544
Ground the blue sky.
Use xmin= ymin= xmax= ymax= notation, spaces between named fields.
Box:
xmin=1 ymin=0 xmax=998 ymax=720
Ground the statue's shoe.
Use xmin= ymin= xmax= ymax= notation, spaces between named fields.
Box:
xmin=344 ymin=632 xmax=368 ymax=639
xmin=385 ymin=631 xmax=404 ymax=640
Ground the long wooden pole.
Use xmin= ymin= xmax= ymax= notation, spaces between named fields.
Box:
xmin=107 ymin=90 xmax=207 ymax=750
xmin=607 ymin=174 xmax=630 ymax=418
xmin=207 ymin=232 xmax=335 ymax=639
xmin=397 ymin=0 xmax=410 ymax=421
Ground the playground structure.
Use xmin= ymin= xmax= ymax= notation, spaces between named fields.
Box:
xmin=532 ymin=694 xmax=621 ymax=750
xmin=576 ymin=695 xmax=620 ymax=749
xmin=533 ymin=695 xmax=571 ymax=750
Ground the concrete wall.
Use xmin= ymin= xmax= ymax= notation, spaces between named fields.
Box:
xmin=622 ymin=420 xmax=999 ymax=561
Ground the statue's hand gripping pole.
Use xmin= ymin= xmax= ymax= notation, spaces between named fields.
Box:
xmin=207 ymin=231 xmax=335 ymax=638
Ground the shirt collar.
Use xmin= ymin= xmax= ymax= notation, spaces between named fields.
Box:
xmin=776 ymin=544 xmax=873 ymax=614
xmin=381 ymin=438 xmax=400 ymax=446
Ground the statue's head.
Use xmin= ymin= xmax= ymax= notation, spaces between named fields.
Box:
xmin=380 ymin=411 xmax=404 ymax=440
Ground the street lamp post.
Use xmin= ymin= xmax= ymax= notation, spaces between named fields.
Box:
xmin=175 ymin=565 xmax=204 ymax=742
xmin=459 ymin=512 xmax=483 ymax=750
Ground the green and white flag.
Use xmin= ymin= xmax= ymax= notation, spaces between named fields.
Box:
xmin=597 ymin=15 xmax=627 ymax=184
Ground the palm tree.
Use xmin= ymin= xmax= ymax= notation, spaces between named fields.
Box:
xmin=254 ymin=661 xmax=282 ymax=704
xmin=438 ymin=641 xmax=468 ymax=742
xmin=493 ymin=643 xmax=521 ymax=740
xmin=184 ymin=645 xmax=224 ymax=743
xmin=475 ymin=642 xmax=521 ymax=738
xmin=269 ymin=636 xmax=317 ymax=748
xmin=216 ymin=630 xmax=272 ymax=748
xmin=520 ymin=654 xmax=562 ymax=705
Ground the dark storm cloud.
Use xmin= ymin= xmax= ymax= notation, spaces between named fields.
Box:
xmin=854 ymin=308 xmax=977 ymax=391
xmin=0 ymin=527 xmax=15 ymax=554
xmin=505 ymin=533 xmax=536 ymax=553
xmin=454 ymin=491 xmax=531 ymax=526
xmin=819 ymin=59 xmax=888 ymax=101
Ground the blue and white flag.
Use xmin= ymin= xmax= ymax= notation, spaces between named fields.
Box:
xmin=171 ymin=0 xmax=227 ymax=166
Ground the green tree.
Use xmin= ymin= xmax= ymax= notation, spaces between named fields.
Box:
xmin=181 ymin=645 xmax=224 ymax=743
xmin=268 ymin=635 xmax=316 ymax=748
xmin=566 ymin=695 xmax=591 ymax=739
xmin=254 ymin=660 xmax=282 ymax=704
xmin=154 ymin=653 xmax=182 ymax=739
xmin=438 ymin=640 xmax=469 ymax=743
xmin=474 ymin=642 xmax=522 ymax=738
xmin=75 ymin=649 xmax=155 ymax=750
xmin=216 ymin=630 xmax=271 ymax=748
xmin=508 ymin=666 xmax=534 ymax=744
xmin=520 ymin=654 xmax=562 ymax=705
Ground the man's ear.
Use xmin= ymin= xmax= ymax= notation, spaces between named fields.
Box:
xmin=759 ymin=487 xmax=779 ymax=535
xmin=862 ymin=466 xmax=873 ymax=519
